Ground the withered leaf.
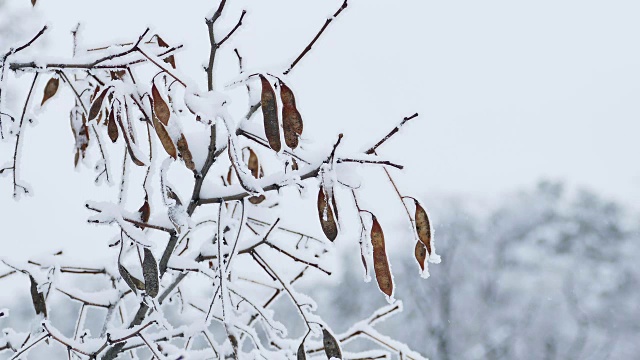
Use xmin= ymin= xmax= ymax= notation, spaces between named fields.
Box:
xmin=279 ymin=80 xmax=303 ymax=149
xmin=29 ymin=275 xmax=47 ymax=317
xmin=90 ymin=86 xmax=100 ymax=102
xmin=156 ymin=36 xmax=176 ymax=69
xmin=166 ymin=186 xmax=182 ymax=206
xmin=177 ymin=134 xmax=196 ymax=171
xmin=164 ymin=55 xmax=177 ymax=69
xmin=142 ymin=248 xmax=159 ymax=298
xmin=107 ymin=107 xmax=119 ymax=143
xmin=139 ymin=196 xmax=150 ymax=224
xmin=414 ymin=200 xmax=432 ymax=255
xmin=110 ymin=70 xmax=126 ymax=80
xmin=297 ymin=341 xmax=306 ymax=360
xmin=246 ymin=148 xmax=262 ymax=179
xmin=249 ymin=195 xmax=266 ymax=205
xmin=226 ymin=166 xmax=234 ymax=185
xmin=415 ymin=240 xmax=427 ymax=271
xmin=322 ymin=329 xmax=342 ymax=360
xmin=152 ymin=116 xmax=177 ymax=159
xmin=317 ymin=187 xmax=338 ymax=241
xmin=260 ymin=75 xmax=281 ymax=152
xmin=291 ymin=158 xmax=299 ymax=171
xmin=152 ymin=83 xmax=171 ymax=126
xmin=371 ymin=216 xmax=393 ymax=297
xmin=89 ymin=88 xmax=109 ymax=121
xmin=41 ymin=77 xmax=59 ymax=106
xmin=119 ymin=264 xmax=144 ymax=294
xmin=31 ymin=0 xmax=36 ymax=6
xmin=97 ymin=110 xmax=104 ymax=125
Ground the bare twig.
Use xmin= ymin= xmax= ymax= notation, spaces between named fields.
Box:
xmin=284 ymin=0 xmax=348 ymax=74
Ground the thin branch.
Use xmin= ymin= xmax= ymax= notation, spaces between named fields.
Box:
xmin=337 ymin=158 xmax=403 ymax=170
xmin=218 ymin=10 xmax=247 ymax=47
xmin=10 ymin=72 xmax=39 ymax=197
xmin=284 ymin=0 xmax=348 ymax=74
xmin=3 ymin=26 xmax=48 ymax=57
xmin=365 ymin=113 xmax=419 ymax=154
xmin=85 ymin=205 xmax=176 ymax=234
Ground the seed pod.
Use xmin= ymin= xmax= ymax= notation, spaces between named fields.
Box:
xmin=279 ymin=80 xmax=303 ymax=149
xmin=317 ymin=187 xmax=338 ymax=241
xmin=371 ymin=216 xmax=393 ymax=297
xmin=153 ymin=116 xmax=177 ymax=159
xmin=177 ymin=134 xmax=196 ymax=171
xmin=260 ymin=75 xmax=281 ymax=152
xmin=29 ymin=275 xmax=47 ymax=317
xmin=322 ymin=329 xmax=342 ymax=360
xmin=89 ymin=88 xmax=109 ymax=121
xmin=414 ymin=200 xmax=432 ymax=255
xmin=297 ymin=341 xmax=306 ymax=360
xmin=415 ymin=240 xmax=427 ymax=271
xmin=41 ymin=77 xmax=59 ymax=106
xmin=107 ymin=106 xmax=119 ymax=143
xmin=152 ymin=83 xmax=171 ymax=126
xmin=142 ymin=248 xmax=159 ymax=298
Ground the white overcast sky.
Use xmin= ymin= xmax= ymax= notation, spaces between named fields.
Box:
xmin=2 ymin=0 xmax=640 ymax=259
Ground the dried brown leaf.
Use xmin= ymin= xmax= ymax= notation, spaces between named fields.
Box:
xmin=226 ymin=166 xmax=234 ymax=185
xmin=29 ymin=275 xmax=47 ymax=317
xmin=249 ymin=195 xmax=266 ymax=205
xmin=415 ymin=240 xmax=427 ymax=271
xmin=142 ymin=248 xmax=159 ymax=298
xmin=89 ymin=88 xmax=109 ymax=121
xmin=260 ymin=75 xmax=281 ymax=152
xmin=153 ymin=116 xmax=177 ymax=159
xmin=322 ymin=329 xmax=342 ymax=360
xmin=41 ymin=77 xmax=59 ymax=106
xmin=139 ymin=197 xmax=150 ymax=224
xmin=110 ymin=70 xmax=126 ymax=80
xmin=280 ymin=80 xmax=303 ymax=149
xmin=156 ymin=36 xmax=176 ymax=69
xmin=177 ymin=134 xmax=196 ymax=171
xmin=317 ymin=187 xmax=338 ymax=241
xmin=246 ymin=148 xmax=262 ymax=178
xmin=119 ymin=264 xmax=144 ymax=294
xmin=371 ymin=216 xmax=393 ymax=297
xmin=152 ymin=83 xmax=171 ymax=126
xmin=166 ymin=186 xmax=182 ymax=206
xmin=107 ymin=106 xmax=119 ymax=143
xmin=414 ymin=200 xmax=432 ymax=255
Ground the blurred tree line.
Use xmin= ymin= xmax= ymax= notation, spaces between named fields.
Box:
xmin=305 ymin=181 xmax=639 ymax=360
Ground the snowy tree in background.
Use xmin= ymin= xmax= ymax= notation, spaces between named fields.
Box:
xmin=0 ymin=1 xmax=439 ymax=359
xmin=312 ymin=182 xmax=640 ymax=359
